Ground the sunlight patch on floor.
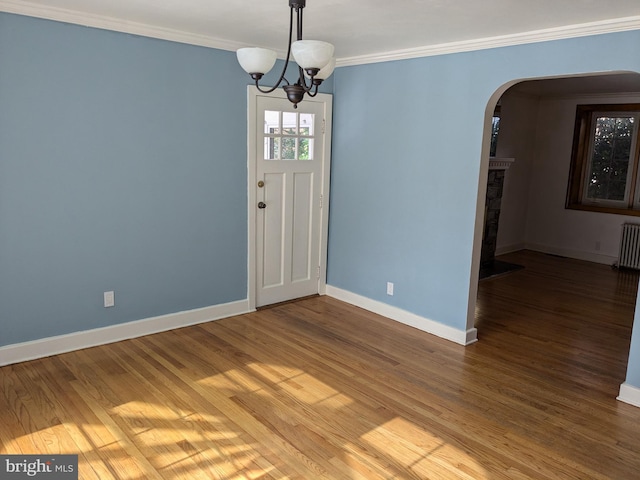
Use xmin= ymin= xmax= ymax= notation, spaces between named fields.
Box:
xmin=243 ymin=362 xmax=356 ymax=407
xmin=197 ymin=369 xmax=264 ymax=395
xmin=361 ymin=417 xmax=490 ymax=480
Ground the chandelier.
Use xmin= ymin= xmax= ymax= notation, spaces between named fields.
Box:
xmin=236 ymin=0 xmax=335 ymax=108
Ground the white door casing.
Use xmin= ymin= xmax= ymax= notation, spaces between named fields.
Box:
xmin=247 ymin=87 xmax=333 ymax=309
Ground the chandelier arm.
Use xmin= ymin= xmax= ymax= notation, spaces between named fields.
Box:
xmin=293 ymin=5 xmax=324 ymax=95
xmin=254 ymin=80 xmax=286 ymax=94
xmin=296 ymin=65 xmax=317 ymax=93
xmin=305 ymin=83 xmax=320 ymax=98
xmin=253 ymin=4 xmax=297 ymax=94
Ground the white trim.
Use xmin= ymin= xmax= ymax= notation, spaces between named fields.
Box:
xmin=524 ymin=242 xmax=618 ymax=266
xmin=495 ymin=243 xmax=527 ymax=256
xmin=318 ymin=101 xmax=333 ymax=296
xmin=0 ymin=0 xmax=247 ymax=51
xmin=0 ymin=299 xmax=251 ymax=366
xmin=1 ymin=1 xmax=638 ymax=65
xmin=618 ymin=382 xmax=640 ymax=408
xmin=336 ymin=16 xmax=640 ymax=67
xmin=325 ymin=285 xmax=478 ymax=346
xmin=494 ymin=243 xmax=617 ymax=264
xmin=247 ymin=87 xmax=258 ymax=311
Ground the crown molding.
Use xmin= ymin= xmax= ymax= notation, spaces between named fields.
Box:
xmin=0 ymin=0 xmax=247 ymax=52
xmin=336 ymin=16 xmax=640 ymax=67
xmin=1 ymin=1 xmax=639 ymax=66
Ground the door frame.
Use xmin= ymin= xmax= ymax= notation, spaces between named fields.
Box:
xmin=246 ymin=86 xmax=333 ymax=310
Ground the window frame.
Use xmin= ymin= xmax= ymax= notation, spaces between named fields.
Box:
xmin=566 ymin=103 xmax=640 ymax=216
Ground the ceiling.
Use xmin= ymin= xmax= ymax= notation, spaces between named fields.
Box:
xmin=2 ymin=0 xmax=640 ymax=62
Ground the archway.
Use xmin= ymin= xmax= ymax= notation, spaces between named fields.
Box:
xmin=468 ymin=71 xmax=640 ymax=403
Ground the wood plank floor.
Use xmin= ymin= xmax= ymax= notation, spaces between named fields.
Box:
xmin=2 ymin=250 xmax=640 ymax=479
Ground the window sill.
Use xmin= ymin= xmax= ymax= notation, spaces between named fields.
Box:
xmin=566 ymin=203 xmax=640 ymax=217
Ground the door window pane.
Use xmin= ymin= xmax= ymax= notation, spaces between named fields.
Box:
xmin=264 ymin=137 xmax=280 ymax=160
xmin=299 ymin=138 xmax=313 ymax=160
xmin=283 ymin=112 xmax=297 ymax=135
xmin=299 ymin=113 xmax=314 ymax=135
xmin=264 ymin=110 xmax=280 ymax=134
xmin=281 ymin=137 xmax=297 ymax=160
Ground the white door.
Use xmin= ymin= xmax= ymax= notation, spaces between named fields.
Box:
xmin=248 ymin=88 xmax=332 ymax=308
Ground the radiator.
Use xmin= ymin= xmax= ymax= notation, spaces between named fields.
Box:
xmin=618 ymin=223 xmax=640 ymax=269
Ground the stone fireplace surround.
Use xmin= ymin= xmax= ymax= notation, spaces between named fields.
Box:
xmin=481 ymin=158 xmax=515 ymax=267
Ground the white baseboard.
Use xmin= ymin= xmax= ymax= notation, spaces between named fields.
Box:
xmin=618 ymin=383 xmax=640 ymax=408
xmin=524 ymin=243 xmax=617 ymax=266
xmin=0 ymin=299 xmax=252 ymax=366
xmin=491 ymin=242 xmax=617 ymax=266
xmin=325 ymin=285 xmax=477 ymax=346
xmin=495 ymin=243 xmax=526 ymax=256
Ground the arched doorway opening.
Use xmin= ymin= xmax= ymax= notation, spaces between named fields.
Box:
xmin=469 ymin=71 xmax=640 ymax=402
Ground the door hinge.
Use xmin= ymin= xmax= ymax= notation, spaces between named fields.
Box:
xmin=317 ymin=266 xmax=321 ymax=279
xmin=322 ymin=118 xmax=326 ymax=134
xmin=320 ymin=194 xmax=323 ymax=209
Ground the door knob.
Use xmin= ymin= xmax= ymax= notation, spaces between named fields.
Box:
xmin=258 ymin=202 xmax=267 ymax=209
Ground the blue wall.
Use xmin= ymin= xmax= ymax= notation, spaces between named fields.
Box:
xmin=327 ymin=31 xmax=640 ymax=382
xmin=0 ymin=12 xmax=333 ymax=348
xmin=0 ymin=13 xmax=250 ymax=346
xmin=1 ymin=11 xmax=639 ymax=393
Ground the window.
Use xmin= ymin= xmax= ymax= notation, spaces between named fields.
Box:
xmin=490 ymin=105 xmax=500 ymax=157
xmin=263 ymin=110 xmax=315 ymax=160
xmin=567 ymin=104 xmax=640 ymax=215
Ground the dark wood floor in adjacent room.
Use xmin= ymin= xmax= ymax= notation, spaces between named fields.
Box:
xmin=1 ymin=250 xmax=640 ymax=479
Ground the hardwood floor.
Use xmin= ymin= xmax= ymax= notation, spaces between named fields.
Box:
xmin=2 ymin=250 xmax=640 ymax=479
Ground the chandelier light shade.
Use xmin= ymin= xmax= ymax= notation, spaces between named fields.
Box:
xmin=305 ymin=57 xmax=336 ymax=82
xmin=236 ymin=0 xmax=335 ymax=108
xmin=290 ymin=40 xmax=334 ymax=72
xmin=236 ymin=48 xmax=278 ymax=79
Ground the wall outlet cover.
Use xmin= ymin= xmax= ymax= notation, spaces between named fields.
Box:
xmin=104 ymin=291 xmax=115 ymax=308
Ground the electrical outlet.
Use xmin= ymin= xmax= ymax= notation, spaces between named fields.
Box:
xmin=104 ymin=291 xmax=115 ymax=308
xmin=386 ymin=282 xmax=394 ymax=296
